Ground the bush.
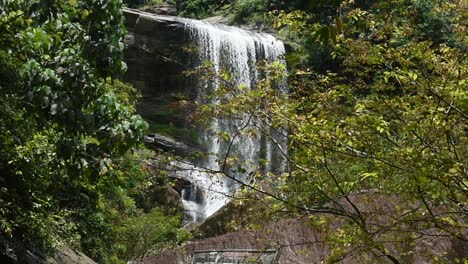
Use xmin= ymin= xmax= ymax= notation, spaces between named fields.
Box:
xmin=116 ymin=209 xmax=191 ymax=260
xmin=124 ymin=0 xmax=165 ymax=8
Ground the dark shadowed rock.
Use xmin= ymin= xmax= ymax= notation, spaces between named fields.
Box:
xmin=123 ymin=8 xmax=197 ymax=143
xmin=141 ymin=184 xmax=185 ymax=215
xmin=144 ymin=133 xmax=201 ymax=157
xmin=171 ymin=177 xmax=192 ymax=194
xmin=1 ymin=243 xmax=96 ymax=264
xmin=190 ymin=201 xmax=239 ymax=238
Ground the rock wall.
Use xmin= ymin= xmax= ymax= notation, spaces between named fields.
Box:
xmin=124 ymin=8 xmax=197 ymax=144
xmin=132 ymin=193 xmax=467 ymax=264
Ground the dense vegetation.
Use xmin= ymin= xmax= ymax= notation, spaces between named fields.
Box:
xmin=176 ymin=0 xmax=311 ymax=26
xmin=123 ymin=0 xmax=167 ymax=9
xmin=0 ymin=0 xmax=187 ymax=263
xmin=188 ymin=0 xmax=467 ymax=262
xmin=0 ymin=0 xmax=466 ymax=263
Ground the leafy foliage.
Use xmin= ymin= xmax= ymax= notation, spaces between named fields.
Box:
xmin=176 ymin=0 xmax=333 ymax=26
xmin=190 ymin=0 xmax=467 ymax=262
xmin=0 ymin=0 xmax=190 ymax=262
xmin=116 ymin=209 xmax=191 ymax=260
xmin=123 ymin=0 xmax=165 ymax=8
xmin=177 ymin=0 xmax=232 ymax=19
xmin=177 ymin=0 xmax=287 ymax=25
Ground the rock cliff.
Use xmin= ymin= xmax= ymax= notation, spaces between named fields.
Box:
xmin=124 ymin=8 xmax=197 ymax=145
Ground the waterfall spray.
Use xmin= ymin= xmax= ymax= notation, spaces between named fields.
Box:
xmin=172 ymin=18 xmax=287 ymax=223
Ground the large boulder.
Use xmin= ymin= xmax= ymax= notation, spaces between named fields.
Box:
xmin=24 ymin=246 xmax=97 ymax=264
xmin=0 ymin=242 xmax=96 ymax=264
xmin=141 ymin=184 xmax=185 ymax=216
xmin=144 ymin=133 xmax=201 ymax=157
xmin=132 ymin=193 xmax=467 ymax=264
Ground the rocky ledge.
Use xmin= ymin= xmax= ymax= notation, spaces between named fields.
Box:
xmin=144 ymin=133 xmax=200 ymax=157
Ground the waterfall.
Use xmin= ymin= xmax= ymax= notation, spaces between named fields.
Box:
xmin=172 ymin=18 xmax=287 ymax=223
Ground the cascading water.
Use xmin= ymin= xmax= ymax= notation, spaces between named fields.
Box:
xmin=173 ymin=18 xmax=287 ymax=223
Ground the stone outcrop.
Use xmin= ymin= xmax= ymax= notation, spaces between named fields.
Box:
xmin=124 ymin=8 xmax=196 ymax=143
xmin=1 ymin=243 xmax=96 ymax=264
xmin=131 ymin=218 xmax=345 ymax=264
xmin=141 ymin=4 xmax=177 ymax=16
xmin=144 ymin=133 xmax=201 ymax=157
xmin=189 ymin=201 xmax=240 ymax=238
xmin=141 ymin=184 xmax=185 ymax=215
xmin=136 ymin=224 xmax=465 ymax=264
xmin=25 ymin=246 xmax=97 ymax=264
xmin=133 ymin=193 xmax=467 ymax=264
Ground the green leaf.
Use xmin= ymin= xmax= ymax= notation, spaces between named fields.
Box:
xmin=408 ymin=72 xmax=418 ymax=81
xmin=336 ymin=16 xmax=343 ymax=33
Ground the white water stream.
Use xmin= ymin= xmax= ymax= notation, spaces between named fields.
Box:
xmin=171 ymin=18 xmax=287 ymax=223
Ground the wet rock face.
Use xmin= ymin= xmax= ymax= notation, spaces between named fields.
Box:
xmin=125 ymin=8 xmax=289 ymax=225
xmin=123 ymin=9 xmax=196 ymax=138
